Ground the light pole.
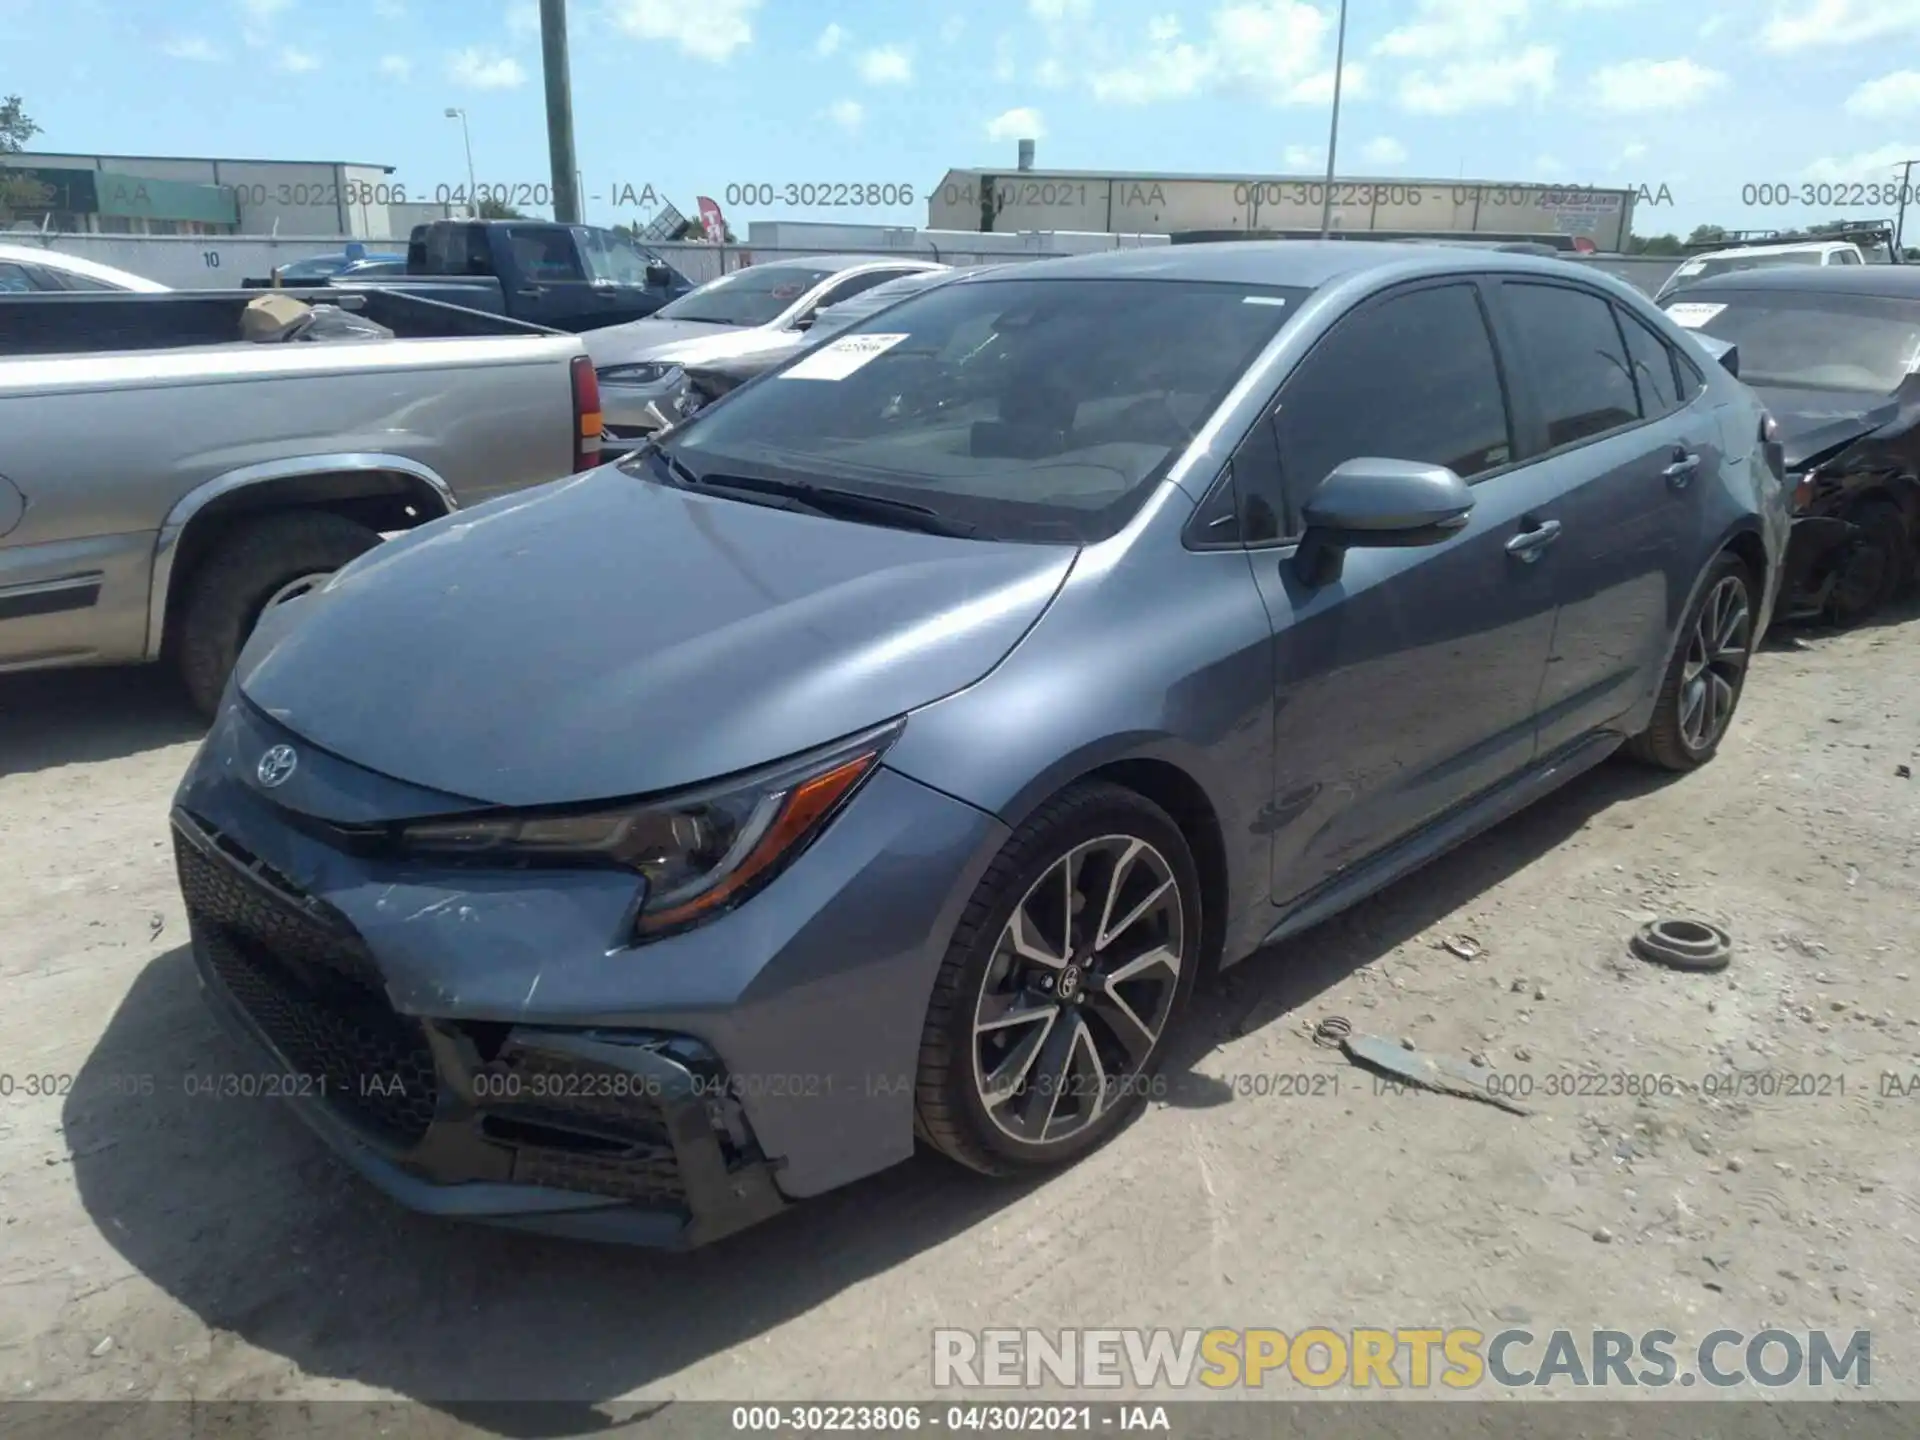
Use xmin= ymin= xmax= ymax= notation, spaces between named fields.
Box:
xmin=1318 ymin=0 xmax=1350 ymax=239
xmin=1896 ymin=158 xmax=1917 ymax=259
xmin=444 ymin=107 xmax=477 ymax=215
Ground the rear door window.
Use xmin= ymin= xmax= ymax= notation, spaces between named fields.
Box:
xmin=1499 ymin=282 xmax=1641 ymax=450
xmin=1617 ymin=308 xmax=1682 ymax=419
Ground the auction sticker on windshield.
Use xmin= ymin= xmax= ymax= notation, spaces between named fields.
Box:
xmin=781 ymin=333 xmax=911 ymax=381
xmin=1665 ymin=302 xmax=1727 ymax=328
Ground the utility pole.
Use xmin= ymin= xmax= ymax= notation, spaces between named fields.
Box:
xmin=443 ymin=108 xmax=477 ymax=214
xmin=1897 ymin=159 xmax=1917 ymax=259
xmin=540 ymin=0 xmax=582 ymax=223
xmin=1318 ymin=0 xmax=1350 ymax=239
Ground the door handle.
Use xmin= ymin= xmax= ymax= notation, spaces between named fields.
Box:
xmin=1505 ymin=518 xmax=1562 ymax=561
xmin=1663 ymin=449 xmax=1701 ymax=487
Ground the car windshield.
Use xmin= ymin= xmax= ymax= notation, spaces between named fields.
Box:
xmin=653 ymin=266 xmax=838 ymax=326
xmin=278 ymin=256 xmax=347 ymax=280
xmin=638 ymin=277 xmax=1310 ymax=544
xmin=809 ymin=273 xmax=950 ymax=338
xmin=1664 ymin=290 xmax=1920 ymax=393
xmin=1684 ymin=253 xmax=1828 ymax=283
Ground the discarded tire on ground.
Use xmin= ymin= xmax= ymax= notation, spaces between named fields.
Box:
xmin=1630 ymin=918 xmax=1733 ymax=972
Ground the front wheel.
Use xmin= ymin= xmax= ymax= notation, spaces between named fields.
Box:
xmin=172 ymin=512 xmax=380 ymax=717
xmin=913 ymin=782 xmax=1201 ymax=1177
xmin=1826 ymin=499 xmax=1910 ymax=626
xmin=1626 ymin=553 xmax=1755 ymax=772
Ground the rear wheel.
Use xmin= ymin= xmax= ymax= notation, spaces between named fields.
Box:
xmin=1626 ymin=552 xmax=1755 ymax=772
xmin=913 ymin=783 xmax=1200 ymax=1177
xmin=1826 ymin=499 xmax=1910 ymax=626
xmin=173 ymin=512 xmax=380 ymax=717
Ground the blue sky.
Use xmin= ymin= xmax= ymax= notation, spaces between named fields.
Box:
xmin=9 ymin=0 xmax=1920 ymax=238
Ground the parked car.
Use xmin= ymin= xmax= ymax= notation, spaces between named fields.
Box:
xmin=1662 ymin=264 xmax=1920 ymax=622
xmin=327 ymin=219 xmax=694 ymax=332
xmin=270 ymin=250 xmax=406 ymax=285
xmin=674 ymin=266 xmax=1012 ymax=420
xmin=1655 ymin=239 xmax=1866 ymax=303
xmin=171 ymin=242 xmax=1785 ymax=1248
xmin=587 ymin=256 xmax=947 ymax=441
xmin=0 ymin=286 xmax=601 ymax=713
xmin=0 ymin=242 xmax=169 ymax=293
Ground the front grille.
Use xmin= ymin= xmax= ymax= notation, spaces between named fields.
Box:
xmin=176 ymin=817 xmax=439 ymax=1148
xmin=198 ymin=926 xmax=440 ymax=1146
xmin=482 ymin=1046 xmax=677 ymax=1144
xmin=511 ymin=1141 xmax=686 ymax=1206
xmin=173 ymin=824 xmax=384 ymax=992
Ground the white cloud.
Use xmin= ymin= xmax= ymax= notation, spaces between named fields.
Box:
xmin=276 ymin=46 xmax=320 ymax=71
xmin=1591 ymin=57 xmax=1728 ymax=111
xmin=1283 ymin=143 xmax=1322 ymax=168
xmin=448 ymin=47 xmax=527 ymax=87
xmin=824 ymin=99 xmax=864 ymax=131
xmin=814 ymin=22 xmax=845 ymax=56
xmin=1036 ymin=57 xmax=1069 ymax=87
xmin=1360 ymin=135 xmax=1408 ymax=165
xmin=940 ymin=16 xmax=966 ymax=43
xmin=1802 ymin=141 xmax=1920 ymax=182
xmin=857 ymin=44 xmax=913 ymax=84
xmin=1375 ymin=0 xmax=1529 ymax=60
xmin=161 ymin=36 xmax=222 ymax=61
xmin=238 ymin=0 xmax=291 ymax=48
xmin=378 ymin=53 xmax=412 ymax=78
xmin=605 ymin=0 xmax=759 ymax=62
xmin=1288 ymin=64 xmax=1369 ymax=104
xmin=986 ymin=107 xmax=1047 ymax=142
xmin=1030 ymin=0 xmax=1092 ymax=17
xmin=1090 ymin=4 xmax=1344 ymax=106
xmin=1620 ymin=140 xmax=1649 ymax=159
xmin=505 ymin=1 xmax=538 ymax=36
xmin=1534 ymin=153 xmax=1567 ymax=172
xmin=1763 ymin=0 xmax=1920 ymax=51
xmin=993 ymin=32 xmax=1017 ymax=81
xmin=1847 ymin=70 xmax=1920 ymax=117
xmin=1399 ymin=47 xmax=1556 ymax=112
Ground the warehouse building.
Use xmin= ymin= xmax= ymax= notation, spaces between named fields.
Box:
xmin=928 ymin=159 xmax=1639 ymax=253
xmin=3 ymin=151 xmax=453 ymax=239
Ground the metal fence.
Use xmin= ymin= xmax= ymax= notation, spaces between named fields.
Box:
xmin=5 ymin=226 xmax=1687 ymax=294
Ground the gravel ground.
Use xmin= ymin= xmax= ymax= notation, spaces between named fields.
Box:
xmin=2 ymin=605 xmax=1917 ymax=1432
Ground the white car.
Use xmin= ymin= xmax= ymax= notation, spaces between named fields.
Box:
xmin=0 ymin=242 xmax=170 ymax=293
xmin=1655 ymin=240 xmax=1865 ymax=303
xmin=586 ymin=255 xmax=947 ymax=439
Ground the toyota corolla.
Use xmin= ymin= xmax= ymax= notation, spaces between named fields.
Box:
xmin=172 ymin=243 xmax=1786 ymax=1247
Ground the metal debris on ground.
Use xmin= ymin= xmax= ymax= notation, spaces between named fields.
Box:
xmin=1312 ymin=1015 xmax=1353 ymax=1050
xmin=1631 ymin=918 xmax=1733 ymax=973
xmin=1438 ymin=933 xmax=1483 ymax=961
xmin=1339 ymin=1031 xmax=1533 ymax=1115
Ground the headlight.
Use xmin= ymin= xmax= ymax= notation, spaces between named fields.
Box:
xmin=392 ymin=721 xmax=901 ymax=941
xmin=597 ymin=362 xmax=676 ymax=386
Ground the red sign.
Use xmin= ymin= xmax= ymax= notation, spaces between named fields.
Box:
xmin=696 ymin=195 xmax=727 ymax=242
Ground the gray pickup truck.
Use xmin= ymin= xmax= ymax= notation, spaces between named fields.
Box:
xmin=0 ymin=288 xmax=599 ymax=714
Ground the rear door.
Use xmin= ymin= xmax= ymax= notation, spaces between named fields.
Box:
xmin=1485 ymin=279 xmax=1721 ymax=755
xmin=1226 ymin=278 xmax=1563 ymax=903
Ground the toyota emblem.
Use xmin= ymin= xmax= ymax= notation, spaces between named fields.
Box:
xmin=256 ymin=744 xmax=298 ymax=788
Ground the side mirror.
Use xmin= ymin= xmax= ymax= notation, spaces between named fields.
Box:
xmin=791 ymin=312 xmax=815 ymax=332
xmin=1295 ymin=458 xmax=1475 ymax=586
xmin=644 ymin=262 xmax=673 ymax=289
xmin=1690 ymin=333 xmax=1740 ymax=377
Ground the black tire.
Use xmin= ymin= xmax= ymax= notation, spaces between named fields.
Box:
xmin=913 ymin=781 xmax=1202 ymax=1177
xmin=1626 ymin=551 xmax=1756 ymax=772
xmin=1825 ymin=499 xmax=1910 ymax=626
xmin=172 ymin=512 xmax=379 ymax=717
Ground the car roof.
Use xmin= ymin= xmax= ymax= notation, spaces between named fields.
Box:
xmin=0 ymin=241 xmax=169 ymax=291
xmin=1679 ymin=241 xmax=1857 ymax=264
xmin=751 ymin=253 xmax=946 ymax=275
xmin=1677 ymin=264 xmax=1920 ymax=299
xmin=944 ymin=239 xmax=1592 ymax=289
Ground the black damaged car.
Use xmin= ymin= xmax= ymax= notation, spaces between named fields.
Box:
xmin=1661 ymin=266 xmax=1920 ymax=624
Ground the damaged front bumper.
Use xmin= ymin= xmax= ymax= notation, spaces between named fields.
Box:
xmin=175 ymin=809 xmax=788 ymax=1247
xmin=1778 ymin=514 xmax=1860 ymax=620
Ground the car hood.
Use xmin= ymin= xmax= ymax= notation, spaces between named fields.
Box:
xmin=585 ymin=317 xmax=792 ymax=369
xmin=1754 ymin=386 xmax=1901 ymax=471
xmin=234 ymin=465 xmax=1075 ymax=808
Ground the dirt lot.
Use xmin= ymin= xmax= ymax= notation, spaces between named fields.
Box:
xmin=2 ymin=605 xmax=1918 ymax=1428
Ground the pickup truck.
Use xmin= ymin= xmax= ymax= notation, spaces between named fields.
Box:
xmin=0 ymin=287 xmax=602 ymax=714
xmin=320 ymin=219 xmax=695 ymax=332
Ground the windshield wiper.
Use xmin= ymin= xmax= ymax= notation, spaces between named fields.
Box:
xmin=690 ymin=470 xmax=978 ymax=538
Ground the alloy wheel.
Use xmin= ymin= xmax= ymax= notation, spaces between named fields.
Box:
xmin=971 ymin=834 xmax=1186 ymax=1147
xmin=1678 ymin=574 xmax=1751 ymax=752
